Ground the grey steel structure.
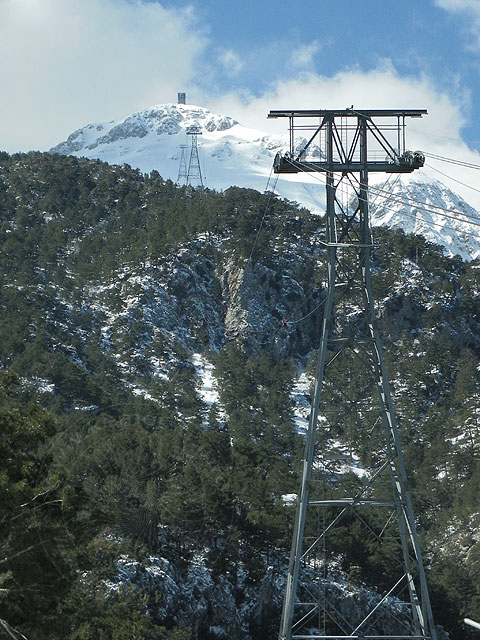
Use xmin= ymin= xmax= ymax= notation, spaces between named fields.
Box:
xmin=268 ymin=109 xmax=437 ymax=640
xmin=186 ymin=125 xmax=204 ymax=187
xmin=177 ymin=144 xmax=188 ymax=185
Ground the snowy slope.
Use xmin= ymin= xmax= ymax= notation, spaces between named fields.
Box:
xmin=370 ymin=174 xmax=480 ymax=262
xmin=50 ymin=102 xmax=325 ymax=213
xmin=51 ymin=102 xmax=480 ymax=261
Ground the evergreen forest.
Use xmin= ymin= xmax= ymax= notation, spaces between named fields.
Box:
xmin=0 ymin=151 xmax=478 ymax=639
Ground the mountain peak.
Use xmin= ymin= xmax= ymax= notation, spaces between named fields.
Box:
xmin=50 ymin=103 xmax=240 ymax=156
xmin=50 ymin=102 xmax=480 ymax=262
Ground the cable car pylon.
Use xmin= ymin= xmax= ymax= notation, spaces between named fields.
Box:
xmin=268 ymin=108 xmax=438 ymax=640
xmin=186 ymin=125 xmax=204 ymax=188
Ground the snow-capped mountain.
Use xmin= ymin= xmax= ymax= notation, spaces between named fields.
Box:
xmin=51 ymin=102 xmax=480 ymax=261
xmin=50 ymin=102 xmax=324 ymax=213
xmin=370 ymin=174 xmax=480 ymax=262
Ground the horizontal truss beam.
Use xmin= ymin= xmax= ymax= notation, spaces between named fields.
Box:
xmin=308 ymin=499 xmax=396 ymax=507
xmin=292 ymin=634 xmax=430 ymax=640
xmin=268 ymin=109 xmax=427 ymax=119
xmin=274 ymin=159 xmax=422 ymax=174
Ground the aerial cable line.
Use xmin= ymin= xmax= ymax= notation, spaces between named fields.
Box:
xmin=370 ymin=174 xmax=401 ymax=208
xmin=424 ymin=163 xmax=480 ymax=196
xmin=367 ymin=186 xmax=480 ymax=228
xmin=357 ymin=175 xmax=480 ymax=241
xmin=286 ymin=293 xmax=328 ymax=325
xmin=288 ymin=158 xmax=480 ymax=251
xmin=423 ymin=151 xmax=480 ymax=170
xmin=388 ymin=206 xmax=480 ymax=243
xmin=248 ymin=167 xmax=279 ymax=261
xmin=240 ymin=152 xmax=480 ymax=337
xmin=295 ymin=157 xmax=478 ymax=221
xmin=289 ymin=144 xmax=480 ymax=204
xmin=289 ymin=158 xmax=480 ymax=228
xmin=409 ymin=128 xmax=480 ymax=144
xmin=238 ymin=154 xmax=480 ymax=336
xmin=226 ymin=164 xmax=329 ymax=334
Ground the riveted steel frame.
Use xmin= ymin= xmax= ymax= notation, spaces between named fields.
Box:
xmin=186 ymin=126 xmax=204 ymax=187
xmin=273 ymin=110 xmax=437 ymax=640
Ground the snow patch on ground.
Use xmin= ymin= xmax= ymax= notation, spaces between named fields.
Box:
xmin=191 ymin=352 xmax=226 ymax=428
xmin=21 ymin=376 xmax=55 ymax=394
xmin=290 ymin=366 xmax=368 ymax=479
xmin=290 ymin=369 xmax=312 ymax=435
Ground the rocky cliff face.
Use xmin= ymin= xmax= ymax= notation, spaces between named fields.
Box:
xmin=222 ymin=258 xmax=318 ymax=357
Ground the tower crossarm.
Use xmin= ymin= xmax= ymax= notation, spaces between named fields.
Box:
xmin=268 ymin=109 xmax=427 ymax=117
xmin=268 ymin=109 xmax=427 ymax=173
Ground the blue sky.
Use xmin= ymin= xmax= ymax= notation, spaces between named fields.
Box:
xmin=2 ymin=0 xmax=480 ymax=160
xmin=182 ymin=0 xmax=479 ymax=145
xmin=191 ymin=0 xmax=455 ymax=92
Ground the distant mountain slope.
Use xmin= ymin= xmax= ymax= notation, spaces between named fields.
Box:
xmin=50 ymin=102 xmax=325 ymax=214
xmin=370 ymin=174 xmax=480 ymax=261
xmin=50 ymin=103 xmax=480 ymax=261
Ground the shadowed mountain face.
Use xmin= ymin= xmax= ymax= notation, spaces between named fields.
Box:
xmin=0 ymin=150 xmax=478 ymax=639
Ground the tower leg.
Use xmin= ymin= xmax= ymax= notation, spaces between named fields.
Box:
xmin=277 ymin=113 xmax=437 ymax=640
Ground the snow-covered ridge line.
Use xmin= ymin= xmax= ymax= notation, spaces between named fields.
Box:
xmin=51 ymin=102 xmax=480 ymax=261
xmin=51 ymin=104 xmax=240 ymax=154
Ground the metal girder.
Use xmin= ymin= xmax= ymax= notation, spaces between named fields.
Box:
xmin=308 ymin=500 xmax=396 ymax=507
xmin=268 ymin=109 xmax=426 ymax=175
xmin=275 ymin=110 xmax=437 ymax=640
xmin=273 ymin=158 xmax=424 ymax=174
xmin=268 ymin=109 xmax=427 ymax=118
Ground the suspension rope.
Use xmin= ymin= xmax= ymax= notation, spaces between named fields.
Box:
xmin=285 ymin=158 xmax=480 ymax=258
xmin=248 ymin=167 xmax=279 ymax=261
xmin=287 ymin=294 xmax=327 ymax=325
xmin=288 ymin=158 xmax=480 ymax=231
xmin=424 ymin=163 xmax=480 ymax=196
xmin=423 ymin=151 xmax=480 ymax=170
xmin=228 ymin=147 xmax=480 ymax=338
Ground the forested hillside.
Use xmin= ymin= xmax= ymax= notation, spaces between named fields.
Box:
xmin=0 ymin=151 xmax=478 ymax=639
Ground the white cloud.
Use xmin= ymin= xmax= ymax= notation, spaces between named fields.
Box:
xmin=290 ymin=41 xmax=321 ymax=69
xmin=205 ymin=64 xmax=480 ymax=209
xmin=207 ymin=65 xmax=466 ymax=137
xmin=0 ymin=0 xmax=208 ymax=151
xmin=434 ymin=0 xmax=480 ymax=48
xmin=219 ymin=49 xmax=244 ymax=75
xmin=435 ymin=0 xmax=480 ymax=12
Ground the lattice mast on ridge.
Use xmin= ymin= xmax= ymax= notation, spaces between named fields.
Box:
xmin=268 ymin=108 xmax=437 ymax=640
xmin=176 ymin=144 xmax=188 ymax=185
xmin=186 ymin=125 xmax=204 ymax=187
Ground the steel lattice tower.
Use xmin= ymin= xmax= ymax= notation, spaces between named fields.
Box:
xmin=186 ymin=125 xmax=204 ymax=187
xmin=268 ymin=108 xmax=438 ymax=640
xmin=177 ymin=144 xmax=188 ymax=185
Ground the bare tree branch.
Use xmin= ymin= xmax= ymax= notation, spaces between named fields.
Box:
xmin=0 ymin=539 xmax=57 ymax=565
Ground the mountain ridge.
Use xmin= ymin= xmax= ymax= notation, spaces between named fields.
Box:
xmin=50 ymin=102 xmax=480 ymax=262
